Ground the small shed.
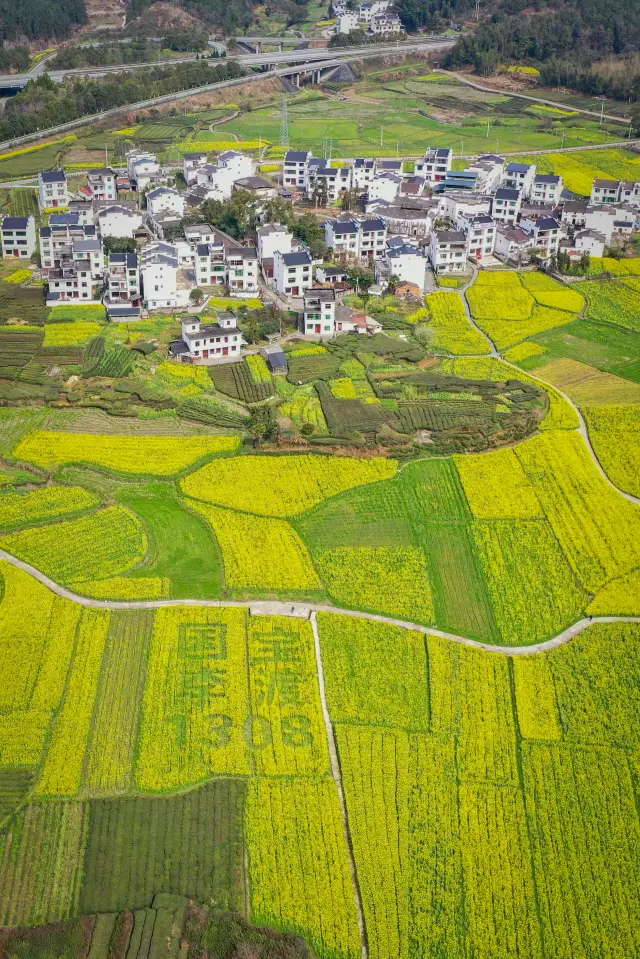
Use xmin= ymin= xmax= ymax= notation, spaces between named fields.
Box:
xmin=260 ymin=345 xmax=288 ymax=375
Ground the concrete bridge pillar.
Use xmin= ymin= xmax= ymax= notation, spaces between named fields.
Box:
xmin=278 ymin=42 xmax=283 ymax=52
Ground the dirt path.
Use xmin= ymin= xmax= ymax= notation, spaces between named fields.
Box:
xmin=1 ymin=549 xmax=637 ymax=654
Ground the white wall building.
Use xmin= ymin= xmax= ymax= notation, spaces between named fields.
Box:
xmin=195 ymin=241 xmax=227 ymax=288
xmin=351 ymin=158 xmax=377 ymax=189
xmin=38 ymin=170 xmax=68 ymax=211
xmin=172 ymin=311 xmax=245 ymax=363
xmin=385 ymin=243 xmax=427 ymax=288
xmin=531 ymin=173 xmax=562 ymax=205
xmin=560 ymin=228 xmax=606 ymax=259
xmin=303 ymin=289 xmax=336 ymax=335
xmin=146 ymin=187 xmax=186 ymax=219
xmin=106 ymin=252 xmax=141 ymax=304
xmin=307 ymin=165 xmax=352 ymax=203
xmin=503 ymin=161 xmax=536 ymax=199
xmin=226 ymin=246 xmax=259 ymax=296
xmin=590 ymin=179 xmax=619 ymax=205
xmin=1 ymin=216 xmax=36 ymax=259
xmin=283 ymin=150 xmax=312 ymax=189
xmin=370 ymin=12 xmax=402 ymax=32
xmin=457 ymin=213 xmax=496 ymax=263
xmin=492 ymin=188 xmax=521 ymax=224
xmin=367 ymin=172 xmax=402 ymax=204
xmin=519 ymin=214 xmax=563 ymax=260
xmin=414 ymin=146 xmax=453 ymax=184
xmin=338 ymin=11 xmax=359 ymax=32
xmin=86 ymin=168 xmax=117 ymax=203
xmin=183 ymin=152 xmax=208 ymax=184
xmin=428 ymin=230 xmax=467 ymax=274
xmin=127 ymin=151 xmax=162 ymax=191
xmin=72 ymin=238 xmax=104 ymax=279
xmin=274 ymin=250 xmax=312 ymax=296
xmin=257 ymin=223 xmax=294 ymax=263
xmin=141 ymin=242 xmax=188 ymax=310
xmin=97 ymin=205 xmax=144 ymax=239
xmin=495 ymin=225 xmax=535 ymax=263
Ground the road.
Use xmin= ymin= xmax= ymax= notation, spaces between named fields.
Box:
xmin=0 ymin=38 xmax=453 ymax=88
xmin=0 ymin=548 xmax=637 ymax=655
xmin=0 ymin=43 xmax=453 ymax=154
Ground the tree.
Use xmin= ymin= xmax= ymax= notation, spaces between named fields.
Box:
xmin=341 ymin=188 xmax=360 ymax=212
xmin=190 ymin=288 xmax=205 ymax=306
xmin=103 ymin=236 xmax=136 ymax=255
xmin=386 ymin=273 xmax=400 ymax=294
xmin=312 ymin=178 xmax=329 ymax=209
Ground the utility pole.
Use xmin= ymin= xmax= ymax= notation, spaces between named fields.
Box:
xmin=280 ymin=99 xmax=289 ymax=146
xmin=475 ymin=0 xmax=480 ymax=21
xmin=600 ymin=100 xmax=604 ymax=127
xmin=380 ymin=125 xmax=383 ymax=147
xmin=486 ymin=118 xmax=490 ymax=138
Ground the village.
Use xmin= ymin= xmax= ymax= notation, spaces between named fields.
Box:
xmin=2 ymin=138 xmax=639 ymax=369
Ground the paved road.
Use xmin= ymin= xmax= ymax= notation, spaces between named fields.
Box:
xmin=0 ymin=39 xmax=452 ymax=88
xmin=0 ymin=548 xmax=637 ymax=654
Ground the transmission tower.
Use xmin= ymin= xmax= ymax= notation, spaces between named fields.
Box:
xmin=280 ymin=100 xmax=289 ymax=147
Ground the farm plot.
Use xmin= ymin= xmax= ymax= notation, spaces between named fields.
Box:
xmin=0 ymin=506 xmax=147 ymax=586
xmin=186 ymin=500 xmax=322 ymax=594
xmin=576 ymin=279 xmax=640 ymax=333
xmin=510 ymin=319 xmax=640 ymax=383
xmin=42 ymin=322 xmax=102 ymax=347
xmin=181 ymin=453 xmax=396 ymax=517
xmin=466 ymin=272 xmax=534 ymax=322
xmin=582 ymin=405 xmax=640 ymax=497
xmin=533 ymin=357 xmax=640 ymax=405
xmin=81 ymin=779 xmax=247 ymax=913
xmin=0 ymin=285 xmax=47 ymax=325
xmin=13 ymin=430 xmax=240 ymax=475
xmin=0 ymin=485 xmax=99 ymax=532
xmin=0 ymin=329 xmax=43 ymax=379
xmin=0 ymin=801 xmax=88 ymax=927
xmin=246 ymin=777 xmax=361 ymax=959
xmin=519 ymin=272 xmax=585 ymax=312
xmin=423 ymin=291 xmax=491 ymax=355
xmin=455 ymin=447 xmax=542 ymax=519
xmin=210 ymin=360 xmax=274 ymax=402
xmin=515 ymin=429 xmax=640 ymax=591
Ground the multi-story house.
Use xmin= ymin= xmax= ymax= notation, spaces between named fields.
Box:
xmin=146 ymin=187 xmax=186 ymax=219
xmin=338 ymin=11 xmax=359 ymax=31
xmin=184 ymin=223 xmax=221 ymax=253
xmin=86 ymin=168 xmax=117 ymax=203
xmin=495 ymin=224 xmax=535 ymax=264
xmin=302 ymin=289 xmax=336 ymax=335
xmin=257 ymin=223 xmax=294 ymax=263
xmin=226 ymin=246 xmax=259 ymax=296
xmin=307 ymin=165 xmax=352 ymax=203
xmin=590 ymin=179 xmax=619 ymax=205
xmin=195 ymin=241 xmax=228 ymax=288
xmin=369 ymin=12 xmax=402 ymax=32
xmin=559 ymin=228 xmax=606 ymax=260
xmin=39 ymin=221 xmax=99 ymax=273
xmin=126 ymin=151 xmax=163 ymax=191
xmin=68 ymin=199 xmax=94 ymax=225
xmin=367 ymin=172 xmax=402 ymax=204
xmin=456 ymin=213 xmax=496 ymax=263
xmin=519 ymin=214 xmax=563 ymax=260
xmin=38 ymin=170 xmax=68 ymax=211
xmin=351 ymin=158 xmax=377 ymax=189
xmin=325 ymin=218 xmax=359 ymax=256
xmin=283 ymin=150 xmax=313 ymax=189
xmin=324 ymin=215 xmax=387 ymax=259
xmin=531 ymin=173 xmax=562 ymax=205
xmin=384 ymin=242 xmax=427 ymax=287
xmin=502 ymin=161 xmax=536 ymax=199
xmin=105 ymin=252 xmax=141 ymax=306
xmin=72 ymin=238 xmax=104 ymax=279
xmin=183 ymin=152 xmax=209 ymax=184
xmin=358 ymin=217 xmax=387 ymax=259
xmin=170 ymin=312 xmax=245 ymax=363
xmin=492 ymin=187 xmax=521 ymax=224
xmin=467 ymin=155 xmax=504 ymax=194
xmin=358 ymin=0 xmax=391 ymax=23
xmin=141 ymin=242 xmax=188 ymax=310
xmin=97 ymin=204 xmax=144 ymax=239
xmin=46 ymin=259 xmax=97 ymax=306
xmin=1 ymin=215 xmax=36 ymax=259
xmin=618 ymin=181 xmax=640 ymax=208
xmin=274 ymin=250 xmax=312 ymax=296
xmin=414 ymin=146 xmax=453 ymax=184
xmin=428 ymin=230 xmax=467 ymax=274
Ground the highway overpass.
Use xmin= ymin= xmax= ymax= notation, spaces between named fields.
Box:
xmin=0 ymin=37 xmax=454 ymax=91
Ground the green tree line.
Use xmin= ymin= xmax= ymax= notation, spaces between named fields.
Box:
xmin=0 ymin=0 xmax=86 ymax=43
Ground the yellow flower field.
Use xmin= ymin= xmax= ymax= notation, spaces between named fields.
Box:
xmin=0 ymin=485 xmax=99 ymax=532
xmin=519 ymin=273 xmax=585 ymax=312
xmin=187 ymin=499 xmax=322 ymax=592
xmin=73 ymin=576 xmax=170 ymax=600
xmin=466 ymin=272 xmax=534 ymax=322
xmin=587 ymin=569 xmax=640 ymax=615
xmin=534 ymin=357 xmax=640 ymax=406
xmin=582 ymin=405 xmax=640 ymax=497
xmin=504 ymin=341 xmax=547 ymax=363
xmin=424 ymin=291 xmax=491 ymax=355
xmin=455 ymin=447 xmax=543 ymax=519
xmin=13 ymin=430 xmax=240 ymax=475
xmin=475 ymin=305 xmax=576 ymax=351
xmin=182 ymin=453 xmax=396 ymax=517
xmin=4 ymin=269 xmax=32 ymax=285
xmin=245 ymin=353 xmax=272 ymax=384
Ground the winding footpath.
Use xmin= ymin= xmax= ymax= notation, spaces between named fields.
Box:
xmin=1 ymin=548 xmax=638 ymax=656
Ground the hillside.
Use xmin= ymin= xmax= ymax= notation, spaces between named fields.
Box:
xmin=0 ymin=0 xmax=87 ymax=43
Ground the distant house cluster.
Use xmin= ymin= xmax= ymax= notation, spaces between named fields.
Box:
xmin=333 ymin=0 xmax=403 ymax=36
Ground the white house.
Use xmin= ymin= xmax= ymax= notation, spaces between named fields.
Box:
xmin=127 ymin=151 xmax=162 ymax=191
xmin=105 ymin=252 xmax=141 ymax=306
xmin=226 ymin=246 xmax=259 ymax=296
xmin=274 ymin=250 xmax=312 ymax=296
xmin=492 ymin=187 xmax=521 ymax=224
xmin=457 ymin=213 xmax=496 ymax=263
xmin=170 ymin=311 xmax=245 ymax=364
xmin=307 ymin=165 xmax=352 ymax=203
xmin=86 ymin=168 xmax=117 ymax=203
xmin=184 ymin=223 xmax=221 ymax=252
xmin=283 ymin=150 xmax=312 ymax=189
xmin=68 ymin=199 xmax=94 ymax=225
xmin=531 ymin=173 xmax=562 ymax=205
xmin=618 ymin=181 xmax=640 ymax=209
xmin=1 ymin=215 xmax=36 ymax=259
xmin=367 ymin=172 xmax=402 ymax=204
xmin=72 ymin=237 xmax=104 ymax=279
xmin=324 ymin=215 xmax=386 ymax=260
xmin=503 ymin=161 xmax=536 ymax=199
xmin=358 ymin=217 xmax=387 ymax=259
xmin=140 ymin=242 xmax=189 ymax=310
xmin=146 ymin=187 xmax=186 ymax=219
xmin=325 ymin=218 xmax=359 ymax=256
xmin=217 ymin=150 xmax=254 ymax=180
xmin=467 ymin=155 xmax=504 ymax=194
xmin=428 ymin=230 xmax=467 ymax=274
xmin=495 ymin=225 xmax=535 ymax=263
xmin=38 ymin=170 xmax=68 ymax=211
xmin=338 ymin=11 xmax=359 ymax=32
xmin=590 ymin=179 xmax=619 ymax=205
xmin=359 ymin=0 xmax=391 ymax=23
xmin=583 ymin=204 xmax=619 ymax=243
xmin=46 ymin=260 xmax=98 ymax=306
xmin=39 ymin=220 xmax=98 ymax=273
xmin=303 ymin=289 xmax=336 ymax=335
xmin=520 ymin=214 xmax=563 ymax=260
xmin=369 ymin=12 xmax=402 ymax=32
xmin=97 ymin=205 xmax=143 ymax=239
xmin=183 ymin=152 xmax=208 ymax=185
xmin=559 ymin=228 xmax=606 ymax=259
xmin=439 ymin=192 xmax=492 ymax=221
xmin=352 ymin=158 xmax=377 ymax=189
xmin=385 ymin=242 xmax=428 ymax=287
xmin=195 ymin=241 xmax=228 ymax=288
xmin=561 ymin=200 xmax=588 ymax=230
xmin=257 ymin=223 xmax=294 ymax=263
xmin=414 ymin=146 xmax=453 ymax=184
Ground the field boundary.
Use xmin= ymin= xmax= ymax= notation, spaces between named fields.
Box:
xmin=1 ymin=548 xmax=638 ymax=655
